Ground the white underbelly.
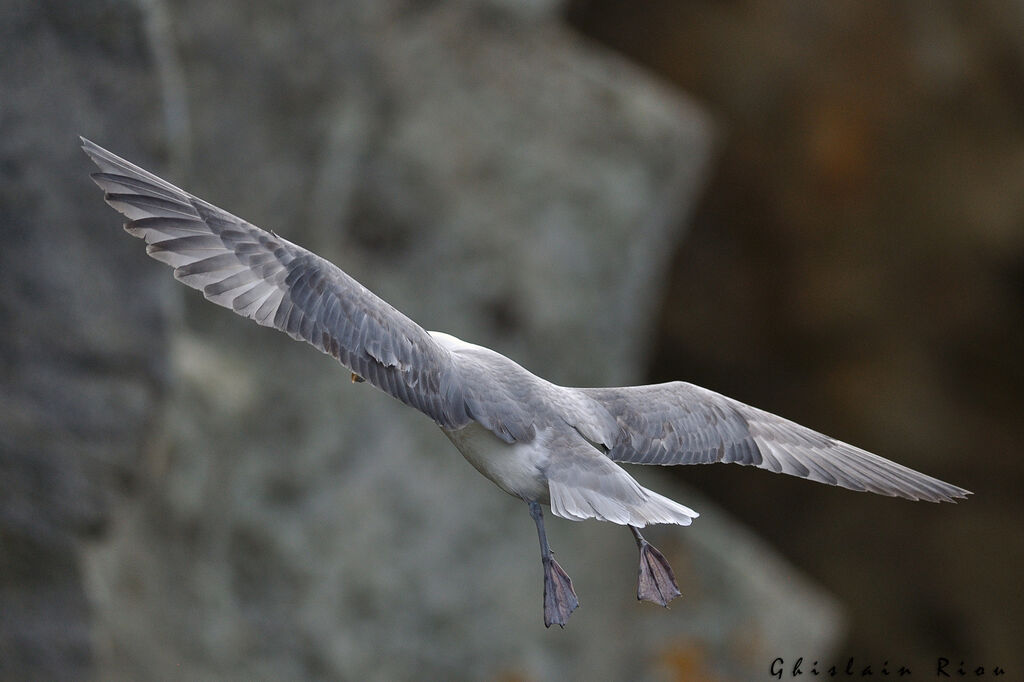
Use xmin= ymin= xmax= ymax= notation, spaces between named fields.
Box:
xmin=442 ymin=422 xmax=550 ymax=502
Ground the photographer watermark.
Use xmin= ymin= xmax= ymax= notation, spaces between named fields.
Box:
xmin=769 ymin=657 xmax=1007 ymax=678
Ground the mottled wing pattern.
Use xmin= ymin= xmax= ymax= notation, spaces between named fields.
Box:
xmin=82 ymin=138 xmax=470 ymax=429
xmin=443 ymin=347 xmax=539 ymax=443
xmin=580 ymin=382 xmax=970 ymax=503
xmin=439 ymin=344 xmax=615 ymax=445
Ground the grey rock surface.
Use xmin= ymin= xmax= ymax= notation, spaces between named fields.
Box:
xmin=0 ymin=1 xmax=174 ymax=679
xmin=1 ymin=0 xmax=842 ymax=680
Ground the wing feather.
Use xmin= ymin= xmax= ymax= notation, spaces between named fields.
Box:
xmin=83 ymin=138 xmax=473 ymax=429
xmin=579 ymin=382 xmax=970 ymax=503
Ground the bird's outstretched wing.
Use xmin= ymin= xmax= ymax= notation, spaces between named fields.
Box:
xmin=579 ymin=382 xmax=970 ymax=502
xmin=82 ymin=138 xmax=471 ymax=429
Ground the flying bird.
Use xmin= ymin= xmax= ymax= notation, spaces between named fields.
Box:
xmin=82 ymin=138 xmax=970 ymax=627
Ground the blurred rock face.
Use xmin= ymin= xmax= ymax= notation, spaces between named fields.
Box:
xmin=3 ymin=0 xmax=847 ymax=679
xmin=0 ymin=2 xmax=174 ymax=679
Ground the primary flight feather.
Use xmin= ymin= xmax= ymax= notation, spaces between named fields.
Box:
xmin=82 ymin=138 xmax=970 ymax=628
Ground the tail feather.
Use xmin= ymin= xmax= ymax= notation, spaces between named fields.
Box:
xmin=546 ymin=448 xmax=699 ymax=527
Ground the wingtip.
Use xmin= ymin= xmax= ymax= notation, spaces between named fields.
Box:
xmin=948 ymin=488 xmax=973 ymax=503
xmin=80 ymin=137 xmax=104 ymax=164
xmin=81 ymin=138 xmax=109 ymax=190
xmin=928 ymin=486 xmax=972 ymax=504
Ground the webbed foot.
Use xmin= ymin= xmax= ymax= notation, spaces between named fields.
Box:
xmin=633 ymin=529 xmax=681 ymax=607
xmin=542 ymin=555 xmax=579 ymax=627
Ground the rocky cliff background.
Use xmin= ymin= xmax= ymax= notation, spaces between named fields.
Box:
xmin=1 ymin=0 xmax=1020 ymax=680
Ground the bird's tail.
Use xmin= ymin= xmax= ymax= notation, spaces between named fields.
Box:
xmin=545 ymin=437 xmax=699 ymax=527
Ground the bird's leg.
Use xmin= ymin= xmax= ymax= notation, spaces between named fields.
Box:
xmin=630 ymin=525 xmax=681 ymax=607
xmin=528 ymin=500 xmax=578 ymax=628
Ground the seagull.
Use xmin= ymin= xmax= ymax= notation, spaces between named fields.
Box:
xmin=82 ymin=138 xmax=970 ymax=627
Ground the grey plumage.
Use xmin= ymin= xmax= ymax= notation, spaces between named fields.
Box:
xmin=84 ymin=138 xmax=468 ymax=430
xmin=81 ymin=137 xmax=970 ymax=506
xmin=581 ymin=383 xmax=968 ymax=502
xmin=82 ymin=137 xmax=969 ymax=626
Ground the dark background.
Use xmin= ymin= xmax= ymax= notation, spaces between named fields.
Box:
xmin=571 ymin=0 xmax=1023 ymax=673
